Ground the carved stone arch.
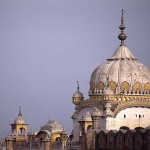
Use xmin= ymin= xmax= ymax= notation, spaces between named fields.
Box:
xmin=79 ymin=101 xmax=104 ymax=115
xmin=36 ymin=130 xmax=51 ymax=147
xmin=121 ymin=81 xmax=130 ymax=93
xmin=87 ymin=125 xmax=92 ymax=130
xmin=98 ymin=81 xmax=105 ymax=91
xmin=72 ymin=100 xmax=103 ymax=118
xmin=133 ymin=81 xmax=142 ymax=93
xmin=109 ymin=81 xmax=117 ymax=92
xmin=55 ymin=137 xmax=61 ymax=142
xmin=144 ymin=82 xmax=150 ymax=93
xmin=113 ymin=102 xmax=150 ymax=117
xmin=76 ymin=105 xmax=102 ymax=120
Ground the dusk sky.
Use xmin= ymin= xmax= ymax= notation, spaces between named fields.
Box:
xmin=0 ymin=0 xmax=150 ymax=138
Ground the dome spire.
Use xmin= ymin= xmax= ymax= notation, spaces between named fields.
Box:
xmin=77 ymin=81 xmax=80 ymax=91
xmin=118 ymin=9 xmax=127 ymax=46
xmin=18 ymin=106 xmax=22 ymax=116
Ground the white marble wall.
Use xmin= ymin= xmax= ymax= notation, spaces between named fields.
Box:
xmin=100 ymin=107 xmax=150 ymax=131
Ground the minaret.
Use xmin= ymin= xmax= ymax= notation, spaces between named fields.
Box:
xmin=11 ymin=107 xmax=28 ymax=141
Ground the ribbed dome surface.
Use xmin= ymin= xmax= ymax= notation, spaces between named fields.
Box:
xmin=90 ymin=45 xmax=150 ymax=95
xmin=110 ymin=45 xmax=135 ymax=60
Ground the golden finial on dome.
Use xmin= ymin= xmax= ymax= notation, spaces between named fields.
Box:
xmin=118 ymin=9 xmax=127 ymax=46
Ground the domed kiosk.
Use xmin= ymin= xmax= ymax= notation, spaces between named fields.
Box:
xmin=10 ymin=107 xmax=28 ymax=142
xmin=36 ymin=119 xmax=65 ymax=149
xmin=72 ymin=10 xmax=150 ymax=141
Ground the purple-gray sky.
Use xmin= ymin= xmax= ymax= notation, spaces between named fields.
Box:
xmin=0 ymin=0 xmax=150 ymax=138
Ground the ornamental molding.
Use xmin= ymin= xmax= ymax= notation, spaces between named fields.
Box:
xmin=89 ymin=95 xmax=150 ymax=103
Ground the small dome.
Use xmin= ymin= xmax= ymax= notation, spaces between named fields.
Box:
xmin=13 ymin=107 xmax=26 ymax=124
xmin=73 ymin=91 xmax=83 ymax=98
xmin=72 ymin=81 xmax=84 ymax=105
xmin=14 ymin=115 xmax=26 ymax=124
xmin=28 ymin=130 xmax=37 ymax=136
xmin=40 ymin=120 xmax=63 ymax=133
xmin=72 ymin=91 xmax=84 ymax=105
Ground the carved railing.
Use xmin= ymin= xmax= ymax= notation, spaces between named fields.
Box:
xmin=53 ymin=142 xmax=62 ymax=150
xmin=53 ymin=141 xmax=80 ymax=150
xmin=16 ymin=142 xmax=38 ymax=150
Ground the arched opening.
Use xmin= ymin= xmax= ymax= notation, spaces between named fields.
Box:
xmin=55 ymin=137 xmax=61 ymax=142
xmin=121 ymin=81 xmax=130 ymax=93
xmin=109 ymin=81 xmax=116 ymax=92
xmin=133 ymin=82 xmax=142 ymax=93
xmin=120 ymin=126 xmax=130 ymax=131
xmin=134 ymin=127 xmax=144 ymax=130
xmin=87 ymin=125 xmax=92 ymax=130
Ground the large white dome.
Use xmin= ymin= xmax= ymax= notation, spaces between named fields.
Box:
xmin=89 ymin=45 xmax=150 ymax=95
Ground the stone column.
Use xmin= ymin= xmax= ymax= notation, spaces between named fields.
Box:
xmin=86 ymin=130 xmax=97 ymax=150
xmin=5 ymin=137 xmax=14 ymax=150
xmin=60 ymin=130 xmax=67 ymax=150
xmin=81 ymin=132 xmax=87 ymax=150
xmin=42 ymin=137 xmax=51 ymax=150
xmin=85 ymin=111 xmax=100 ymax=150
xmin=91 ymin=111 xmax=100 ymax=129
xmin=37 ymin=139 xmax=41 ymax=150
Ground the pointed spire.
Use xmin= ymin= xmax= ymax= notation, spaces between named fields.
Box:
xmin=77 ymin=81 xmax=80 ymax=91
xmin=18 ymin=106 xmax=22 ymax=116
xmin=118 ymin=9 xmax=127 ymax=46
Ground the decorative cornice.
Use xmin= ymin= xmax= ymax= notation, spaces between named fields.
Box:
xmin=89 ymin=94 xmax=150 ymax=103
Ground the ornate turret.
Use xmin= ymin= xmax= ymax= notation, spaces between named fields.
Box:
xmin=14 ymin=106 xmax=26 ymax=124
xmin=10 ymin=107 xmax=28 ymax=141
xmin=72 ymin=81 xmax=84 ymax=105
